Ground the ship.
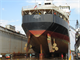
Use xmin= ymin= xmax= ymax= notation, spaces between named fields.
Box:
xmin=22 ymin=0 xmax=70 ymax=57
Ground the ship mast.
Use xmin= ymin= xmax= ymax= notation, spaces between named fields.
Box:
xmin=35 ymin=0 xmax=36 ymax=5
xmin=46 ymin=0 xmax=53 ymax=1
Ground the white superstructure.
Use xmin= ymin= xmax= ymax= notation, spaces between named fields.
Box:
xmin=22 ymin=0 xmax=70 ymax=23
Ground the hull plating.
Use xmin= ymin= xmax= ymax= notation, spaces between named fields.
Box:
xmin=22 ymin=14 xmax=70 ymax=54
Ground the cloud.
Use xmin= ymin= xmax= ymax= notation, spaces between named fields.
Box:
xmin=0 ymin=19 xmax=25 ymax=34
xmin=54 ymin=0 xmax=80 ymax=13
xmin=0 ymin=19 xmax=19 ymax=26
xmin=26 ymin=0 xmax=45 ymax=4
xmin=0 ymin=20 xmax=9 ymax=27
xmin=16 ymin=20 xmax=19 ymax=21
xmin=69 ymin=2 xmax=80 ymax=13
xmin=26 ymin=0 xmax=80 ymax=13
xmin=2 ymin=8 xmax=4 ymax=10
xmin=16 ymin=25 xmax=25 ymax=34
xmin=0 ymin=20 xmax=16 ymax=27
xmin=10 ymin=19 xmax=19 ymax=23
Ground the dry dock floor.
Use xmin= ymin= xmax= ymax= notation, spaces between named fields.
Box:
xmin=0 ymin=57 xmax=76 ymax=60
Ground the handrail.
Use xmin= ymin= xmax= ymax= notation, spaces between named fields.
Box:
xmin=22 ymin=5 xmax=70 ymax=20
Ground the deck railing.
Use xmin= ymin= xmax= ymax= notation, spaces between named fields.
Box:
xmin=22 ymin=5 xmax=70 ymax=20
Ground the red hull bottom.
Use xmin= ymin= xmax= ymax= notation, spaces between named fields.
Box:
xmin=26 ymin=30 xmax=70 ymax=54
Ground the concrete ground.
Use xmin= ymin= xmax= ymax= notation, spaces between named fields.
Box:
xmin=0 ymin=53 xmax=76 ymax=60
xmin=0 ymin=57 xmax=76 ymax=60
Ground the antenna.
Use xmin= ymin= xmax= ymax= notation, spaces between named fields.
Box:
xmin=35 ymin=0 xmax=36 ymax=5
xmin=0 ymin=23 xmax=1 ymax=26
xmin=44 ymin=0 xmax=45 ymax=4
xmin=76 ymin=20 xmax=79 ymax=29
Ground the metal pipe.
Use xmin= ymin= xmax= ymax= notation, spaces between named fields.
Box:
xmin=9 ymin=34 xmax=11 ymax=53
xmin=21 ymin=38 xmax=22 ymax=53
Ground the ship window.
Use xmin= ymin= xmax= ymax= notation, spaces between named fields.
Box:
xmin=45 ymin=3 xmax=51 ymax=5
xmin=65 ymin=7 xmax=67 ymax=9
xmin=62 ymin=16 xmax=64 ymax=19
xmin=57 ymin=13 xmax=60 ymax=17
xmin=60 ymin=14 xmax=62 ymax=18
xmin=64 ymin=7 xmax=66 ymax=9
xmin=66 ymin=7 xmax=68 ymax=9
xmin=64 ymin=17 xmax=66 ymax=21
xmin=66 ymin=18 xmax=67 ymax=21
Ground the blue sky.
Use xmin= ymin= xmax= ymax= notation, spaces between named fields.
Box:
xmin=0 ymin=0 xmax=80 ymax=50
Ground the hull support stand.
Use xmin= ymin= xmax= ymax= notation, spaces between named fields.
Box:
xmin=39 ymin=44 xmax=43 ymax=59
xmin=26 ymin=34 xmax=31 ymax=52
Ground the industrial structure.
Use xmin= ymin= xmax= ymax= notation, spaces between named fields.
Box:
xmin=75 ymin=31 xmax=80 ymax=52
xmin=0 ymin=25 xmax=27 ymax=55
xmin=75 ymin=20 xmax=80 ymax=56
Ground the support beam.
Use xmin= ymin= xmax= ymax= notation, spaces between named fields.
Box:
xmin=47 ymin=33 xmax=53 ymax=52
xmin=39 ymin=44 xmax=43 ymax=59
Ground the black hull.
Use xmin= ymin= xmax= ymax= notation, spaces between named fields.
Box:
xmin=22 ymin=14 xmax=70 ymax=54
xmin=22 ymin=22 xmax=69 ymax=37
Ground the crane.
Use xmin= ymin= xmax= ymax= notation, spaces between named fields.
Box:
xmin=76 ymin=20 xmax=80 ymax=29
